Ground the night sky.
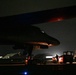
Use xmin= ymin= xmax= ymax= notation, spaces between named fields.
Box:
xmin=0 ymin=0 xmax=76 ymax=56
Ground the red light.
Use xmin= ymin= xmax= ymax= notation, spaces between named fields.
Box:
xmin=48 ymin=17 xmax=64 ymax=22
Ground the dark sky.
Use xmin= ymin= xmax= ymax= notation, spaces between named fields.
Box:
xmin=0 ymin=0 xmax=76 ymax=56
xmin=0 ymin=0 xmax=76 ymax=17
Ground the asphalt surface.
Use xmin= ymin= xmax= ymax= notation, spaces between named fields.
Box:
xmin=0 ymin=63 xmax=75 ymax=75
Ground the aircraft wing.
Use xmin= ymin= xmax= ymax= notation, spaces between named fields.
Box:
xmin=0 ymin=5 xmax=76 ymax=27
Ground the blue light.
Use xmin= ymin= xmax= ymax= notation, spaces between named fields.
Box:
xmin=24 ymin=72 xmax=28 ymax=75
xmin=20 ymin=71 xmax=28 ymax=75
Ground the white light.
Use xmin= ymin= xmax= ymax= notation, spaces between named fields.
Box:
xmin=24 ymin=72 xmax=27 ymax=75
xmin=41 ymin=30 xmax=45 ymax=33
xmin=53 ymin=53 xmax=61 ymax=56
xmin=46 ymin=56 xmax=53 ymax=58
xmin=0 ymin=56 xmax=2 ymax=59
